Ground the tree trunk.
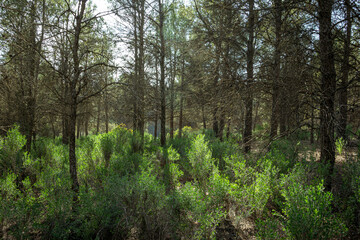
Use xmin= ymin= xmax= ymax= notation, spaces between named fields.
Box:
xmin=68 ymin=0 xmax=87 ymax=204
xmin=310 ymin=104 xmax=315 ymax=144
xmin=159 ymin=0 xmax=166 ymax=146
xmin=170 ymin=50 xmax=176 ymax=139
xmin=138 ymin=0 xmax=145 ymax=140
xmin=105 ymin=94 xmax=109 ymax=134
xmin=154 ymin=57 xmax=159 ymax=139
xmin=244 ymin=0 xmax=255 ymax=153
xmin=85 ymin=113 xmax=89 ymax=136
xmin=270 ymin=0 xmax=282 ymax=139
xmin=202 ymin=105 xmax=206 ymax=130
xmin=96 ymin=97 xmax=101 ymax=134
xmin=133 ymin=0 xmax=138 ymax=132
xmin=318 ymin=0 xmax=336 ymax=190
xmin=179 ymin=58 xmax=185 ymax=138
xmin=77 ymin=117 xmax=81 ymax=139
xmin=212 ymin=46 xmax=220 ymax=137
xmin=338 ymin=0 xmax=351 ymax=140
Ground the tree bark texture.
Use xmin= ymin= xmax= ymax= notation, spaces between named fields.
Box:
xmin=318 ymin=0 xmax=336 ymax=190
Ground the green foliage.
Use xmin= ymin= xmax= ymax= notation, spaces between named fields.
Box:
xmin=256 ymin=217 xmax=285 ymax=240
xmin=230 ymin=156 xmax=278 ymax=218
xmin=335 ymin=137 xmax=346 ymax=155
xmin=208 ymin=139 xmax=240 ymax=171
xmin=280 ymin=181 xmax=347 ymax=240
xmin=100 ymin=133 xmax=114 ymax=167
xmin=175 ymin=182 xmax=226 ymax=239
xmin=0 ymin=125 xmax=26 ymax=175
xmin=335 ymin=157 xmax=360 ymax=231
xmin=167 ymin=146 xmax=183 ymax=188
xmin=188 ymin=134 xmax=214 ymax=191
xmin=269 ymin=139 xmax=300 ymax=170
xmin=0 ymin=129 xmax=358 ymax=239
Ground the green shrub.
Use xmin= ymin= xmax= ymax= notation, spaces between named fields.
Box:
xmin=83 ymin=169 xmax=170 ymax=239
xmin=256 ymin=217 xmax=285 ymax=240
xmin=335 ymin=137 xmax=346 ymax=155
xmin=168 ymin=136 xmax=192 ymax=178
xmin=176 ymin=182 xmax=226 ymax=239
xmin=209 ymin=139 xmax=240 ymax=171
xmin=269 ymin=139 xmax=300 ymax=168
xmin=280 ymin=181 xmax=347 ymax=240
xmin=0 ymin=125 xmax=26 ymax=175
xmin=100 ymin=133 xmax=114 ymax=168
xmin=230 ymin=157 xmax=278 ymax=218
xmin=0 ymin=173 xmax=42 ymax=239
xmin=188 ymin=134 xmax=214 ymax=191
xmin=167 ymin=146 xmax=183 ymax=188
xmin=336 ymin=157 xmax=360 ymax=232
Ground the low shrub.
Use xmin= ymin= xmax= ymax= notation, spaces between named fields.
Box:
xmin=280 ymin=181 xmax=347 ymax=240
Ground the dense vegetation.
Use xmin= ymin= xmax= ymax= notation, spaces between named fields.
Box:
xmin=1 ymin=0 xmax=360 ymax=239
xmin=0 ymin=125 xmax=359 ymax=239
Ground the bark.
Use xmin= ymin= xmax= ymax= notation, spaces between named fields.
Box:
xmin=270 ymin=0 xmax=282 ymax=139
xmin=338 ymin=0 xmax=351 ymax=140
xmin=96 ymin=97 xmax=101 ymax=134
xmin=138 ymin=0 xmax=145 ymax=139
xmin=212 ymin=46 xmax=220 ymax=137
xmin=310 ymin=105 xmax=315 ymax=144
xmin=244 ymin=0 xmax=255 ymax=153
xmin=170 ymin=50 xmax=176 ymax=139
xmin=318 ymin=0 xmax=336 ymax=190
xmin=154 ymin=57 xmax=159 ymax=139
xmin=159 ymin=0 xmax=166 ymax=146
xmin=133 ymin=0 xmax=138 ymax=132
xmin=69 ymin=0 xmax=87 ymax=203
xmin=77 ymin=117 xmax=81 ymax=139
xmin=85 ymin=114 xmax=89 ymax=136
xmin=179 ymin=59 xmax=185 ymax=138
xmin=202 ymin=105 xmax=206 ymax=130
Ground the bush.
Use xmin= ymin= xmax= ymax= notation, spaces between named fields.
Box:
xmin=188 ymin=134 xmax=214 ymax=191
xmin=0 ymin=125 xmax=26 ymax=176
xmin=280 ymin=181 xmax=347 ymax=240
xmin=230 ymin=157 xmax=278 ymax=218
xmin=175 ymin=182 xmax=226 ymax=239
xmin=167 ymin=146 xmax=183 ymax=189
xmin=100 ymin=133 xmax=114 ymax=168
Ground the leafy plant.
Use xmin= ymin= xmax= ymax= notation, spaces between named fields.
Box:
xmin=100 ymin=133 xmax=114 ymax=168
xmin=0 ymin=125 xmax=26 ymax=175
xmin=188 ymin=134 xmax=214 ymax=191
xmin=280 ymin=181 xmax=347 ymax=240
xmin=335 ymin=137 xmax=346 ymax=155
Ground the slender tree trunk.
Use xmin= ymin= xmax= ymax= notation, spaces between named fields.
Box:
xmin=338 ymin=0 xmax=351 ymax=140
xmin=179 ymin=58 xmax=185 ymax=138
xmin=202 ymin=105 xmax=206 ymax=130
xmin=212 ymin=46 xmax=220 ymax=137
xmin=244 ymin=0 xmax=255 ymax=153
xmin=170 ymin=50 xmax=176 ymax=139
xmin=68 ymin=0 xmax=87 ymax=203
xmin=270 ymin=0 xmax=282 ymax=139
xmin=138 ymin=0 xmax=145 ymax=140
xmin=77 ymin=117 xmax=81 ymax=139
xmin=85 ymin=113 xmax=89 ymax=136
xmin=218 ymin=109 xmax=225 ymax=141
xmin=154 ymin=57 xmax=159 ymax=139
xmin=318 ymin=0 xmax=336 ymax=190
xmin=310 ymin=105 xmax=315 ymax=144
xmin=159 ymin=0 xmax=166 ymax=146
xmin=96 ymin=97 xmax=101 ymax=134
xmin=105 ymin=93 xmax=109 ymax=134
xmin=226 ymin=117 xmax=231 ymax=139
xmin=253 ymin=100 xmax=259 ymax=130
xmin=133 ymin=0 xmax=138 ymax=132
